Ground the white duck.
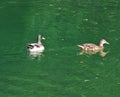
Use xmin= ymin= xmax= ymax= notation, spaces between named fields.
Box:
xmin=27 ymin=35 xmax=45 ymax=53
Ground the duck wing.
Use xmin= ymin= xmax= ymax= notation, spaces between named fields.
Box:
xmin=27 ymin=44 xmax=34 ymax=49
xmin=82 ymin=43 xmax=97 ymax=47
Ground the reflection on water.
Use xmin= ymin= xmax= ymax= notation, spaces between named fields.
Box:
xmin=28 ymin=51 xmax=44 ymax=60
xmin=78 ymin=49 xmax=109 ymax=57
xmin=0 ymin=0 xmax=119 ymax=97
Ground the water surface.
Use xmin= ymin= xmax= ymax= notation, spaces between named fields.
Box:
xmin=0 ymin=0 xmax=120 ymax=97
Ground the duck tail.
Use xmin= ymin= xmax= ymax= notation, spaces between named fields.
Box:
xmin=77 ymin=45 xmax=84 ymax=49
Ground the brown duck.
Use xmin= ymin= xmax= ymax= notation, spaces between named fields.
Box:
xmin=78 ymin=39 xmax=109 ymax=51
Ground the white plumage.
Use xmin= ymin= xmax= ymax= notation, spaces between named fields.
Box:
xmin=27 ymin=35 xmax=45 ymax=53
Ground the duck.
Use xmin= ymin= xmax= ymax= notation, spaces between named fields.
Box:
xmin=27 ymin=35 xmax=45 ymax=53
xmin=77 ymin=39 xmax=109 ymax=51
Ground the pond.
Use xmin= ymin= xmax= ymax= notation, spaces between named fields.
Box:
xmin=0 ymin=0 xmax=120 ymax=97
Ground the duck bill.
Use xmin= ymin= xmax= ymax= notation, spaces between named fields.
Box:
xmin=42 ymin=37 xmax=45 ymax=40
xmin=106 ymin=42 xmax=109 ymax=44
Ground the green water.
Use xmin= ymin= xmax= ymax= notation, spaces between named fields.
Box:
xmin=0 ymin=0 xmax=120 ymax=97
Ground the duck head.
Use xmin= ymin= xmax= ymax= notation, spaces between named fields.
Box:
xmin=100 ymin=39 xmax=109 ymax=46
xmin=38 ymin=35 xmax=45 ymax=44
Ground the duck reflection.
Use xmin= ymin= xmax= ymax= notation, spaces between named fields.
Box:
xmin=79 ymin=49 xmax=109 ymax=57
xmin=28 ymin=52 xmax=44 ymax=60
